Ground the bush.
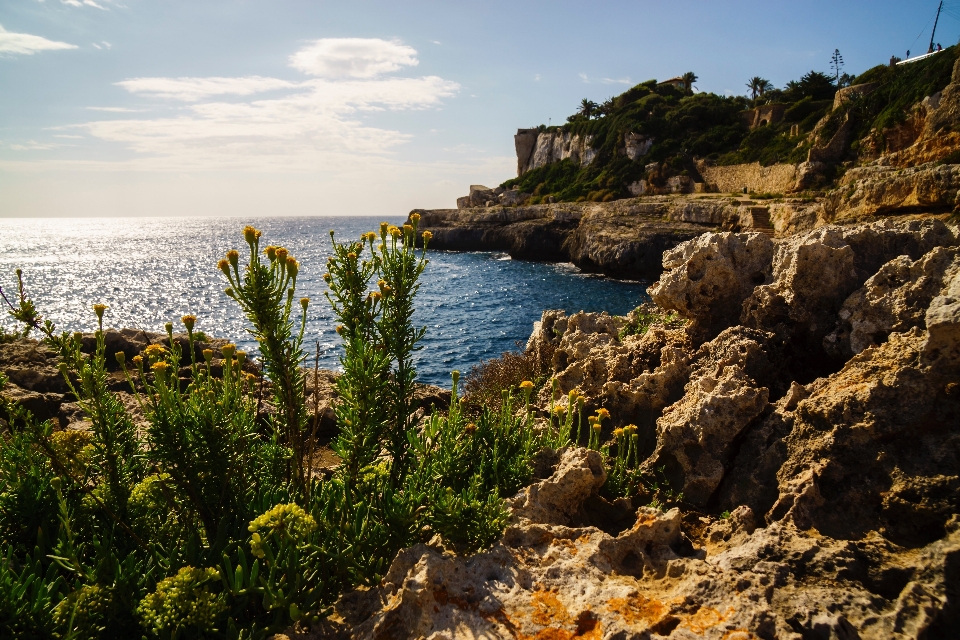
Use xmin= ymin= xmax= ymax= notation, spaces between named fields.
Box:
xmin=0 ymin=220 xmax=576 ymax=638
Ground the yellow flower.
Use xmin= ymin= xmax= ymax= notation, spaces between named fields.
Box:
xmin=422 ymin=230 xmax=433 ymax=241
xmin=243 ymin=225 xmax=261 ymax=243
xmin=464 ymin=422 xmax=477 ymax=435
xmin=592 ymin=423 xmax=602 ymax=432
xmin=596 ymin=408 xmax=610 ymax=421
xmin=519 ymin=380 xmax=534 ymax=391
xmin=226 ymin=249 xmax=239 ymax=266
xmin=403 ymin=223 xmax=413 ymax=234
xmin=92 ymin=303 xmax=108 ymax=320
xmin=335 ymin=325 xmax=344 ymax=335
xmin=300 ymin=297 xmax=309 ymax=310
xmin=202 ymin=349 xmax=214 ymax=362
xmin=137 ymin=567 xmax=224 ymax=634
xmin=235 ymin=351 xmax=247 ymax=366
xmin=265 ymin=245 xmax=278 ymax=261
xmin=224 ymin=287 xmax=235 ymax=298
xmin=286 ymin=256 xmax=299 ymax=277
xmin=323 ymin=273 xmax=332 ymax=283
xmin=410 ymin=212 xmax=421 ymax=224
xmin=369 ymin=291 xmax=382 ymax=301
xmin=151 ymin=361 xmax=170 ymax=381
xmin=221 ymin=344 xmax=236 ymax=359
xmin=132 ymin=355 xmax=143 ymax=366
xmin=389 ymin=226 xmax=402 ymax=238
xmin=275 ymin=247 xmax=289 ymax=262
xmin=143 ymin=344 xmax=166 ymax=360
xmin=347 ymin=252 xmax=357 ymax=260
xmin=613 ymin=428 xmax=624 ymax=438
xmin=625 ymin=424 xmax=638 ymax=433
xmin=181 ymin=314 xmax=197 ymax=331
xmin=114 ymin=351 xmax=126 ymax=365
xmin=380 ymin=221 xmax=389 ymax=234
xmin=217 ymin=259 xmax=230 ymax=275
xmin=587 ymin=415 xmax=598 ymax=425
xmin=248 ymin=503 xmax=317 ymax=558
xmin=552 ymin=404 xmax=567 ymax=415
xmin=378 ymin=243 xmax=386 ymax=252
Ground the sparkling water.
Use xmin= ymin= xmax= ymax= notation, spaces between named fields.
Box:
xmin=0 ymin=217 xmax=650 ymax=386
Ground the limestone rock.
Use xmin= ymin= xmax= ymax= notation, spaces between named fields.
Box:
xmin=741 ymin=219 xmax=958 ymax=375
xmin=649 ymin=232 xmax=774 ymax=337
xmin=643 ymin=327 xmax=775 ymax=505
xmin=925 ymin=265 xmax=960 ymax=367
xmin=508 ymin=447 xmax=607 ymax=527
xmin=826 ymin=162 xmax=960 ymax=222
xmin=825 ymin=246 xmax=960 ymax=356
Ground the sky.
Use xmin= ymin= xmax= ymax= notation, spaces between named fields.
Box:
xmin=0 ymin=0 xmax=956 ymax=218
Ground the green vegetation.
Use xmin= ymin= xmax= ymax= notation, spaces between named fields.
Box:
xmin=0 ymin=221 xmax=573 ymax=639
xmin=503 ymin=46 xmax=958 ymax=203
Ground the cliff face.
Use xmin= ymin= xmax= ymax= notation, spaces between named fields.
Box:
xmin=514 ymin=128 xmax=597 ymax=176
xmin=327 ymin=218 xmax=960 ymax=639
xmin=413 ymin=196 xmax=785 ymax=280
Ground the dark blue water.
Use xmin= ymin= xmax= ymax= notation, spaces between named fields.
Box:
xmin=0 ymin=217 xmax=649 ymax=386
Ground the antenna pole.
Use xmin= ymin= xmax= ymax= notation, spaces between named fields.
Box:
xmin=929 ymin=1 xmax=943 ymax=53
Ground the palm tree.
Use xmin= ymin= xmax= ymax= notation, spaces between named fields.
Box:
xmin=746 ymin=76 xmax=774 ymax=100
xmin=578 ymin=98 xmax=599 ymax=119
xmin=681 ymin=72 xmax=698 ymax=93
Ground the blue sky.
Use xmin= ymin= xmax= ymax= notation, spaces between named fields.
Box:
xmin=0 ymin=0 xmax=955 ymax=217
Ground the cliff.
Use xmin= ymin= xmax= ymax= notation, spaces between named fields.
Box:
xmin=322 ymin=217 xmax=960 ymax=639
xmin=412 ymin=195 xmax=785 ymax=280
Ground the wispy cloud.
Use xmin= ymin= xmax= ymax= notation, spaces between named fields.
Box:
xmin=116 ymin=76 xmax=301 ymax=101
xmin=579 ymin=72 xmax=631 ymax=85
xmin=0 ymin=24 xmax=78 ymax=55
xmin=289 ymin=38 xmax=418 ymax=78
xmin=6 ymin=140 xmax=61 ymax=150
xmin=70 ymin=39 xmax=459 ymax=172
xmin=91 ymin=41 xmax=111 ymax=50
xmin=86 ymin=106 xmax=145 ymax=112
xmin=62 ymin=0 xmax=107 ymax=9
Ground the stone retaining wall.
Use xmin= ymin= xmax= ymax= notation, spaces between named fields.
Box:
xmin=697 ymin=162 xmax=797 ymax=194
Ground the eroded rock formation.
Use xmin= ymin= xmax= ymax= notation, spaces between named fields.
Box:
xmin=319 ymin=217 xmax=960 ymax=638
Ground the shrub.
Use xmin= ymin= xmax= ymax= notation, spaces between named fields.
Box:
xmin=0 ymin=220 xmax=578 ymax=638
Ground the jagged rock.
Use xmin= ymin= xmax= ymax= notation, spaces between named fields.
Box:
xmin=649 ymin=232 xmax=774 ymax=337
xmin=741 ymin=219 xmax=959 ymax=377
xmin=322 ymin=449 xmax=960 ymax=639
xmin=825 ymin=246 xmax=960 ymax=356
xmin=508 ymin=447 xmax=606 ymax=526
xmin=826 ymin=162 xmax=960 ymax=221
xmin=765 ymin=328 xmax=960 ymax=548
xmin=642 ymin=327 xmax=774 ymax=505
xmin=925 ymin=266 xmax=960 ymax=367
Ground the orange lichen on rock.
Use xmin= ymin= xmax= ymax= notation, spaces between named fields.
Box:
xmin=530 ymin=589 xmax=570 ymax=626
xmin=605 ymin=592 xmax=669 ymax=628
xmin=680 ymin=606 xmax=734 ymax=634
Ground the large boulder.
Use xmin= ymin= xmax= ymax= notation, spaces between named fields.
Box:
xmin=649 ymin=232 xmax=774 ymax=338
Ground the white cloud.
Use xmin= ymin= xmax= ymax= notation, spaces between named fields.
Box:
xmin=115 ymin=76 xmax=302 ymax=101
xmin=77 ymin=74 xmax=459 ymax=171
xmin=62 ymin=0 xmax=106 ymax=8
xmin=534 ymin=74 xmax=541 ymax=81
xmin=289 ymin=38 xmax=418 ymax=78
xmin=579 ymin=72 xmax=630 ymax=85
xmin=0 ymin=24 xmax=78 ymax=55
xmin=86 ymin=106 xmax=145 ymax=112
xmin=431 ymin=40 xmax=441 ymax=45
xmin=7 ymin=140 xmax=60 ymax=150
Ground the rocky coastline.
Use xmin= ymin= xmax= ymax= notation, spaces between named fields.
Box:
xmin=318 ymin=216 xmax=960 ymax=639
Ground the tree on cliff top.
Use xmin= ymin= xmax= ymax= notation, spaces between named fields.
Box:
xmin=578 ymin=98 xmax=600 ymax=119
xmin=746 ymin=76 xmax=773 ymax=100
xmin=681 ymin=72 xmax=698 ymax=93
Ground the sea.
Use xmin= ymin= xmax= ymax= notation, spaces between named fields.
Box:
xmin=0 ymin=217 xmax=650 ymax=387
